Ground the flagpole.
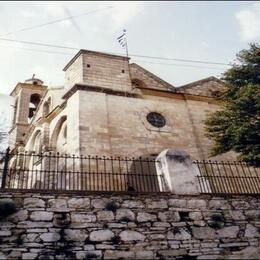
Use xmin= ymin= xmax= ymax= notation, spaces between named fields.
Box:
xmin=123 ymin=30 xmax=134 ymax=91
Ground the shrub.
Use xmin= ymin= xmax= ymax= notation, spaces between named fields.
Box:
xmin=105 ymin=200 xmax=119 ymax=212
xmin=0 ymin=200 xmax=17 ymax=218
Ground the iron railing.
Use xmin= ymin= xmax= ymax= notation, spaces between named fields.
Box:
xmin=195 ymin=160 xmax=260 ymax=195
xmin=0 ymin=150 xmax=167 ymax=193
xmin=0 ymin=149 xmax=259 ymax=194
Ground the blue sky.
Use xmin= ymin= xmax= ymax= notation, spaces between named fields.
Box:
xmin=0 ymin=1 xmax=259 ymax=94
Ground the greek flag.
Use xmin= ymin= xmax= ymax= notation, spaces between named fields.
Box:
xmin=117 ymin=29 xmax=126 ymax=48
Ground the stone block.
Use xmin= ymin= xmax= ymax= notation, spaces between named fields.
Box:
xmin=84 ymin=245 xmax=95 ymax=250
xmin=191 ymin=227 xmax=216 ymax=239
xmin=158 ymin=249 xmax=187 ymax=257
xmin=167 ymin=228 xmax=191 ymax=240
xmin=7 ymin=210 xmax=28 ymax=222
xmin=229 ymin=210 xmax=246 ymax=221
xmin=89 ymin=230 xmax=114 ymax=242
xmin=137 ymin=212 xmax=157 ymax=222
xmin=168 ymin=199 xmax=187 ymax=208
xmin=187 ymin=199 xmax=207 ymax=209
xmin=97 ymin=211 xmax=114 ymax=221
xmin=147 ymin=199 xmax=168 ymax=209
xmin=116 ymin=209 xmax=135 ymax=221
xmin=104 ymin=250 xmax=135 ymax=259
xmin=40 ymin=233 xmax=60 ymax=242
xmin=231 ymin=200 xmax=250 ymax=209
xmin=48 ymin=199 xmax=68 ymax=211
xmin=122 ymin=200 xmax=145 ymax=208
xmin=68 ymin=198 xmax=90 ymax=209
xmin=153 ymin=222 xmax=171 ymax=228
xmin=24 ymin=198 xmax=45 ymax=208
xmin=208 ymin=199 xmax=231 ymax=210
xmin=0 ymin=231 xmax=11 ymax=236
xmin=91 ymin=198 xmax=109 ymax=209
xmin=158 ymin=211 xmax=180 ymax=222
xmin=245 ymin=224 xmax=259 ymax=238
xmin=22 ymin=253 xmax=38 ymax=259
xmin=217 ymin=226 xmax=239 ymax=238
xmin=17 ymin=221 xmax=53 ymax=228
xmin=135 ymin=251 xmax=154 ymax=259
xmin=30 ymin=211 xmax=53 ymax=221
xmin=119 ymin=230 xmax=146 ymax=241
xmin=189 ymin=212 xmax=203 ymax=222
xmin=232 ymin=246 xmax=260 ymax=259
xmin=71 ymin=213 xmax=96 ymax=223
xmin=64 ymin=229 xmax=88 ymax=241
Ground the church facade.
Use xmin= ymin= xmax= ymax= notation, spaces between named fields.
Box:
xmin=8 ymin=49 xmax=232 ymax=161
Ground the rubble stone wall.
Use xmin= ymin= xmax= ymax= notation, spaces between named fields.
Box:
xmin=0 ymin=192 xmax=259 ymax=259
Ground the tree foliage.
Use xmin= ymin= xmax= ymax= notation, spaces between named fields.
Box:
xmin=205 ymin=43 xmax=260 ymax=165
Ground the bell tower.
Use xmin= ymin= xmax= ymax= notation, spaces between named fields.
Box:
xmin=9 ymin=75 xmax=47 ymax=150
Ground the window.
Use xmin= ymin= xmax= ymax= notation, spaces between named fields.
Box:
xmin=43 ymin=98 xmax=51 ymax=117
xmin=28 ymin=94 xmax=41 ymax=123
xmin=146 ymin=112 xmax=166 ymax=128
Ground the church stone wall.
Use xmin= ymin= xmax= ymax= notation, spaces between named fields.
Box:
xmin=77 ymin=90 xmax=233 ymax=161
xmin=81 ymin=52 xmax=132 ymax=92
xmin=65 ymin=55 xmax=83 ymax=89
xmin=0 ymin=192 xmax=258 ymax=259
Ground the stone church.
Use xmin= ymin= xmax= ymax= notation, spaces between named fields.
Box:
xmin=8 ymin=49 xmax=231 ymax=161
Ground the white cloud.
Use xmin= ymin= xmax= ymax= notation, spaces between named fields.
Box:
xmin=20 ymin=10 xmax=37 ymax=18
xmin=201 ymin=41 xmax=209 ymax=49
xmin=110 ymin=1 xmax=145 ymax=31
xmin=236 ymin=3 xmax=260 ymax=41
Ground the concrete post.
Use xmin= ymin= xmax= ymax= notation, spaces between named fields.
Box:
xmin=156 ymin=149 xmax=200 ymax=194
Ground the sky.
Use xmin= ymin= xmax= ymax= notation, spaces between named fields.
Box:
xmin=0 ymin=1 xmax=259 ymax=95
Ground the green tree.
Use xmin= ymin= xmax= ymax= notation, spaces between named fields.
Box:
xmin=205 ymin=43 xmax=260 ymax=165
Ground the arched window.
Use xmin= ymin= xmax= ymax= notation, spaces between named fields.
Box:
xmin=28 ymin=93 xmax=41 ymax=123
xmin=57 ymin=121 xmax=67 ymax=149
xmin=43 ymin=98 xmax=51 ymax=117
xmin=50 ymin=116 xmax=67 ymax=152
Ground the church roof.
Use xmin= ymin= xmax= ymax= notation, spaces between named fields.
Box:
xmin=130 ymin=63 xmax=175 ymax=90
xmin=177 ymin=76 xmax=225 ymax=90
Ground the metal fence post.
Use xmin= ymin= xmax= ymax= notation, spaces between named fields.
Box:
xmin=1 ymin=147 xmax=10 ymax=189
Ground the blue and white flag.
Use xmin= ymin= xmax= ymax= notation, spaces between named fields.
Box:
xmin=117 ymin=29 xmax=126 ymax=48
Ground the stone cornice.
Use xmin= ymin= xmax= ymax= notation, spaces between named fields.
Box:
xmin=138 ymin=87 xmax=224 ymax=104
xmin=62 ymin=84 xmax=139 ymax=100
xmin=10 ymin=83 xmax=47 ymax=97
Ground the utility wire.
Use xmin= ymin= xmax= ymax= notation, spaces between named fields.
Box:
xmin=0 ymin=37 xmax=231 ymax=67
xmin=0 ymin=44 xmax=74 ymax=55
xmin=131 ymin=54 xmax=230 ymax=66
xmin=132 ymin=59 xmax=226 ymax=70
xmin=0 ymin=44 xmax=226 ymax=71
xmin=0 ymin=6 xmax=116 ymax=37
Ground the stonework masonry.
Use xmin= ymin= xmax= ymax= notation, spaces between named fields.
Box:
xmin=0 ymin=192 xmax=259 ymax=259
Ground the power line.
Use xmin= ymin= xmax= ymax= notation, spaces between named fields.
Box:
xmin=0 ymin=37 xmax=231 ymax=67
xmin=0 ymin=38 xmax=78 ymax=51
xmin=132 ymin=59 xmax=226 ymax=70
xmin=0 ymin=43 xmax=227 ymax=71
xmin=0 ymin=44 xmax=74 ymax=55
xmin=0 ymin=6 xmax=116 ymax=37
xmin=131 ymin=54 xmax=231 ymax=66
